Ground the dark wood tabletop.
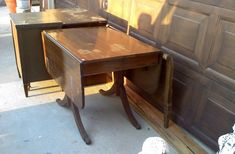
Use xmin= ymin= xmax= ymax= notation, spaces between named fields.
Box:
xmin=10 ymin=8 xmax=106 ymax=28
xmin=44 ymin=27 xmax=159 ymax=63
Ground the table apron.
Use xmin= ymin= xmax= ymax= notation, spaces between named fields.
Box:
xmin=81 ymin=54 xmax=160 ymax=76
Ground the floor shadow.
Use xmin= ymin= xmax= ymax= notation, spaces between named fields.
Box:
xmin=0 ymin=93 xmax=172 ymax=153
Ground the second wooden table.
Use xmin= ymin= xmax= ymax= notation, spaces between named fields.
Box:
xmin=10 ymin=8 xmax=107 ymax=97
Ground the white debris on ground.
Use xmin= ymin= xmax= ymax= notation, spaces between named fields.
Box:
xmin=217 ymin=124 xmax=235 ymax=154
xmin=138 ymin=137 xmax=168 ymax=154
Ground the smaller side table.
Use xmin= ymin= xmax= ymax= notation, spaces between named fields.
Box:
xmin=10 ymin=8 xmax=107 ymax=97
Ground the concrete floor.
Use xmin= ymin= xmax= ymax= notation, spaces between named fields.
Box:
xmin=0 ymin=7 xmax=178 ymax=154
xmin=0 ymin=7 xmax=19 ymax=84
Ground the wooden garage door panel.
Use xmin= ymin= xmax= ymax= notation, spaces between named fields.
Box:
xmin=192 ymin=84 xmax=235 ymax=149
xmin=169 ymin=14 xmax=200 ymax=52
xmin=193 ymin=95 xmax=235 ymax=148
xmin=172 ymin=72 xmax=194 ymax=121
xmin=208 ymin=19 xmax=235 ymax=80
xmin=218 ymin=29 xmax=235 ymax=70
xmin=190 ymin=0 xmax=235 ymax=11
xmin=108 ymin=1 xmax=124 ymax=18
xmin=160 ymin=5 xmax=209 ymax=62
xmin=130 ymin=0 xmax=164 ymax=39
xmin=107 ymin=0 xmax=131 ymax=20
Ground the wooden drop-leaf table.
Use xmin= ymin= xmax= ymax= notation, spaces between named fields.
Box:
xmin=42 ymin=27 xmax=161 ymax=144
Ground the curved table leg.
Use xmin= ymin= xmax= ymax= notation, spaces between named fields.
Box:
xmin=71 ymin=102 xmax=91 ymax=145
xmin=56 ymin=95 xmax=71 ymax=107
xmin=56 ymin=95 xmax=90 ymax=144
xmin=101 ymin=71 xmax=141 ymax=129
xmin=99 ymin=83 xmax=116 ymax=96
xmin=119 ymin=85 xmax=141 ymax=129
